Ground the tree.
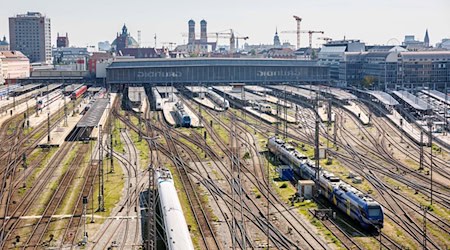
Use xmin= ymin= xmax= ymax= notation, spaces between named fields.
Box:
xmin=362 ymin=75 xmax=377 ymax=89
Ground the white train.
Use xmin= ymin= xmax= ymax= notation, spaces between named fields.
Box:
xmin=253 ymin=102 xmax=272 ymax=114
xmin=267 ymin=137 xmax=384 ymax=229
xmin=36 ymin=90 xmax=62 ymax=110
xmin=155 ymin=168 xmax=195 ymax=250
xmin=153 ymin=88 xmax=162 ymax=110
xmin=207 ymin=89 xmax=229 ymax=110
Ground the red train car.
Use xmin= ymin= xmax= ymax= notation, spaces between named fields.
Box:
xmin=71 ymin=85 xmax=87 ymax=100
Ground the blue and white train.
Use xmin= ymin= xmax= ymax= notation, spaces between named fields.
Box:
xmin=174 ymin=101 xmax=191 ymax=127
xmin=268 ymin=137 xmax=384 ymax=229
xmin=155 ymin=168 xmax=195 ymax=250
xmin=207 ymin=89 xmax=229 ymax=110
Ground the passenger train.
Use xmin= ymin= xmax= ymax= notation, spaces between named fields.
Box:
xmin=155 ymin=168 xmax=195 ymax=250
xmin=174 ymin=101 xmax=191 ymax=127
xmin=36 ymin=90 xmax=62 ymax=110
xmin=207 ymin=89 xmax=229 ymax=110
xmin=268 ymin=137 xmax=384 ymax=229
xmin=153 ymin=88 xmax=162 ymax=110
xmin=70 ymin=85 xmax=87 ymax=100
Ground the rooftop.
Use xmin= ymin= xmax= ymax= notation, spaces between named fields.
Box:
xmin=108 ymin=58 xmax=323 ymax=69
xmin=366 ymin=91 xmax=399 ymax=106
xmin=77 ymin=98 xmax=110 ymax=127
xmin=392 ymin=90 xmax=430 ymax=111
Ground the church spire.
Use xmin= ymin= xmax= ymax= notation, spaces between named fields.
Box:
xmin=424 ymin=29 xmax=430 ymax=47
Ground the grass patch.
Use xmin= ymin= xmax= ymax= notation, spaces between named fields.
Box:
xmin=129 ymin=129 xmax=150 ymax=170
xmin=18 ymin=148 xmax=57 ymax=197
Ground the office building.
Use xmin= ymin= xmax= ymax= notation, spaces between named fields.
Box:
xmin=57 ymin=33 xmax=69 ymax=48
xmin=9 ymin=12 xmax=52 ymax=64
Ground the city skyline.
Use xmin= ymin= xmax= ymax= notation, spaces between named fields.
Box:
xmin=1 ymin=0 xmax=449 ymax=48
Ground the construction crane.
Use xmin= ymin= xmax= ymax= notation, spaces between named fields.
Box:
xmin=281 ymin=30 xmax=324 ymax=48
xmin=293 ymin=15 xmax=302 ymax=49
xmin=210 ymin=29 xmax=248 ymax=52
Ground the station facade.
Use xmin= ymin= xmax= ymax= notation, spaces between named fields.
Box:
xmin=106 ymin=58 xmax=330 ymax=85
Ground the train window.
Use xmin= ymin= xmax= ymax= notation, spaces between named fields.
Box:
xmin=368 ymin=207 xmax=381 ymax=217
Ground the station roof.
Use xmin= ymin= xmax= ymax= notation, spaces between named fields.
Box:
xmin=107 ymin=58 xmax=325 ymax=69
xmin=186 ymin=86 xmax=208 ymax=93
xmin=128 ymin=87 xmax=145 ymax=102
xmin=420 ymin=89 xmax=450 ymax=105
xmin=366 ymin=91 xmax=399 ymax=106
xmin=88 ymin=87 xmax=103 ymax=92
xmin=63 ymin=84 xmax=83 ymax=93
xmin=392 ymin=90 xmax=430 ymax=111
xmin=299 ymin=85 xmax=357 ymax=100
xmin=268 ymin=85 xmax=315 ymax=100
xmin=11 ymin=84 xmax=41 ymax=94
xmin=212 ymin=86 xmax=265 ymax=101
xmin=244 ymin=85 xmax=272 ymax=93
xmin=77 ymin=98 xmax=110 ymax=127
xmin=35 ymin=84 xmax=62 ymax=93
xmin=154 ymin=86 xmax=178 ymax=94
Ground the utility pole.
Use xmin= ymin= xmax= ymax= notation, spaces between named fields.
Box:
xmin=98 ymin=125 xmax=105 ymax=212
xmin=428 ymin=120 xmax=433 ymax=206
xmin=419 ymin=131 xmax=424 ymax=170
xmin=47 ymin=112 xmax=51 ymax=143
xmin=110 ymin=118 xmax=114 ymax=173
xmin=314 ymin=91 xmax=320 ymax=181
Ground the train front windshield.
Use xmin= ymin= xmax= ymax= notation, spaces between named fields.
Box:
xmin=368 ymin=206 xmax=382 ymax=217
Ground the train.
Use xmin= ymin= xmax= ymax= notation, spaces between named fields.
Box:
xmin=253 ymin=102 xmax=272 ymax=114
xmin=153 ymin=88 xmax=162 ymax=110
xmin=155 ymin=168 xmax=195 ymax=250
xmin=267 ymin=137 xmax=384 ymax=229
xmin=36 ymin=90 xmax=62 ymax=110
xmin=174 ymin=101 xmax=191 ymax=127
xmin=70 ymin=85 xmax=87 ymax=100
xmin=207 ymin=89 xmax=229 ymax=110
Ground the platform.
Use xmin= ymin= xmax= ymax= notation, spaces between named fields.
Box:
xmin=244 ymin=85 xmax=272 ymax=93
xmin=29 ymin=95 xmax=68 ymax=128
xmin=342 ymin=101 xmax=369 ymax=125
xmin=186 ymin=86 xmax=208 ymax=93
xmin=386 ymin=110 xmax=429 ymax=144
xmin=213 ymin=86 xmax=265 ymax=102
xmin=162 ymin=101 xmax=176 ymax=126
xmin=265 ymin=95 xmax=291 ymax=108
xmin=244 ymin=107 xmax=277 ymax=123
xmin=154 ymin=86 xmax=178 ymax=94
xmin=37 ymin=111 xmax=85 ymax=147
xmin=128 ymin=87 xmax=145 ymax=103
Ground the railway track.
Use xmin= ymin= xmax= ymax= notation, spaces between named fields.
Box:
xmin=23 ymin=143 xmax=90 ymax=249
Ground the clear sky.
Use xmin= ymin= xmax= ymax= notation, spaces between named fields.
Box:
xmin=1 ymin=0 xmax=449 ymax=48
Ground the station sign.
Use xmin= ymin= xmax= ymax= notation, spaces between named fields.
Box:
xmin=137 ymin=71 xmax=182 ymax=78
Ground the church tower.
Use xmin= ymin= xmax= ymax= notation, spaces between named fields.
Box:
xmin=273 ymin=28 xmax=281 ymax=47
